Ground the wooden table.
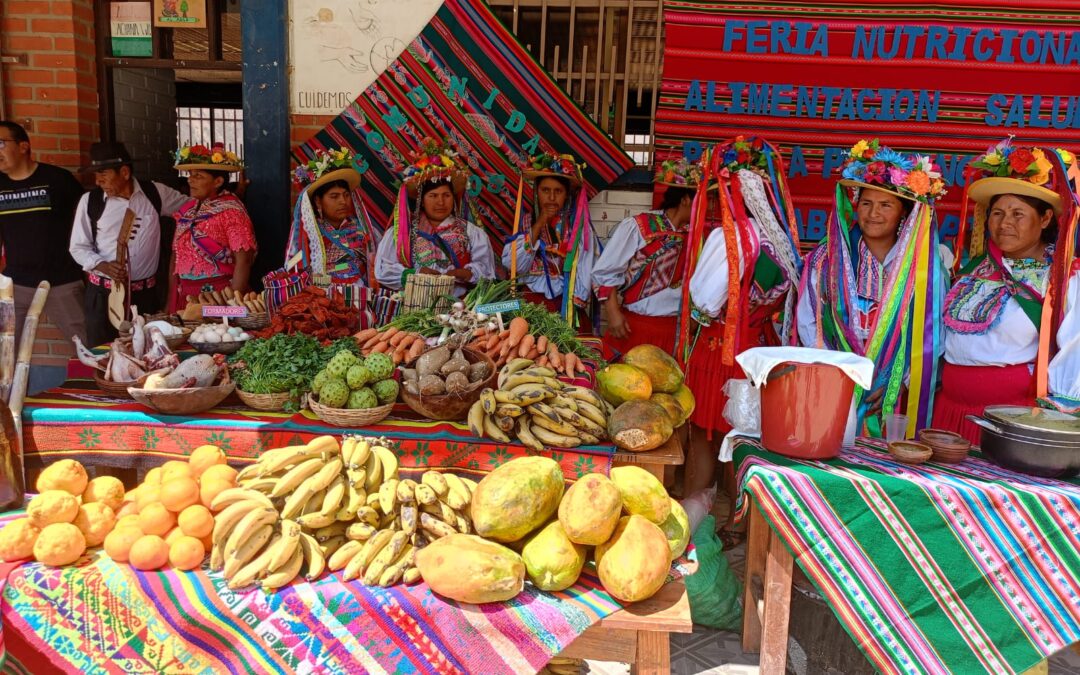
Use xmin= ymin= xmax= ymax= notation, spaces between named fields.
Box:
xmin=612 ymin=435 xmax=685 ymax=482
xmin=741 ymin=500 xmax=794 ymax=675
xmin=560 ymin=579 xmax=693 ymax=674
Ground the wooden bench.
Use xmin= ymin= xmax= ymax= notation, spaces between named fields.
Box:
xmin=741 ymin=501 xmax=794 ymax=675
xmin=559 ymin=579 xmax=692 ymax=674
xmin=612 ymin=435 xmax=684 ymax=482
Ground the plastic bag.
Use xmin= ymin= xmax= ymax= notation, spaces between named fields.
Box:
xmin=685 ymin=515 xmax=743 ymax=631
xmin=681 ymin=487 xmax=716 ymax=535
xmin=722 ymin=379 xmax=760 ymax=434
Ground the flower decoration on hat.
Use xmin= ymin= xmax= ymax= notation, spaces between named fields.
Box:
xmin=839 ymin=138 xmax=945 ymax=203
xmin=400 ymin=137 xmax=467 ymax=196
xmin=718 ymin=135 xmax=771 ymax=175
xmin=968 ymin=137 xmax=1062 ymax=187
xmin=173 ymin=141 xmax=243 ymax=172
xmin=655 ymin=156 xmax=704 ymax=187
xmin=293 ymin=147 xmax=359 ymax=187
xmin=523 ymin=151 xmax=585 ymax=189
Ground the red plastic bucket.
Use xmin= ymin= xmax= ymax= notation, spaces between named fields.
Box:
xmin=760 ymin=362 xmax=855 ymax=459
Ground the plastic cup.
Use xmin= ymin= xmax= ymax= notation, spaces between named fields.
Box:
xmin=886 ymin=414 xmax=909 ymax=443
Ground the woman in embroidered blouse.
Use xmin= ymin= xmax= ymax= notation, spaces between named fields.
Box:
xmin=684 ymin=137 xmax=802 ymax=495
xmin=374 ymin=141 xmax=494 ymax=296
xmin=797 ymin=139 xmax=949 ymax=436
xmin=935 ymin=142 xmax=1080 ymax=443
xmin=503 ymin=153 xmax=596 ymax=328
xmin=591 ymin=158 xmax=699 ymax=355
xmin=168 ymin=144 xmax=257 ymax=311
xmin=287 ymin=149 xmax=380 ymax=288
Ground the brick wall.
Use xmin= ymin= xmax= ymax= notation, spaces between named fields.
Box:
xmin=113 ymin=68 xmax=179 ymax=186
xmin=2 ymin=0 xmax=99 ymax=368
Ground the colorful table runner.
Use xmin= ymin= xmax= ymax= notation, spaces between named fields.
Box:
xmin=734 ymin=437 xmax=1080 ymax=675
xmin=23 ymin=373 xmax=616 ymax=481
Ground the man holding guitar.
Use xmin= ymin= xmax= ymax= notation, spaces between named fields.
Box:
xmin=69 ymin=143 xmax=189 ymax=346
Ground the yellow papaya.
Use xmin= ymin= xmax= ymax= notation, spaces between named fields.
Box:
xmin=650 ymin=392 xmax=686 ymax=427
xmin=672 ymin=384 xmax=696 ymax=421
xmin=608 ymin=400 xmax=674 ymax=452
xmin=415 ymin=534 xmax=525 ymax=603
xmin=471 ymin=456 xmax=564 ymax=542
xmin=610 ymin=466 xmax=670 ymax=523
xmin=659 ymin=498 xmax=690 ymax=559
xmin=623 ymin=344 xmax=684 ymax=393
xmin=558 ymin=473 xmax=622 ymax=545
xmin=596 ymin=364 xmax=652 ymax=406
xmin=595 ymin=515 xmax=669 ymax=603
xmin=521 ymin=521 xmax=586 ymax=591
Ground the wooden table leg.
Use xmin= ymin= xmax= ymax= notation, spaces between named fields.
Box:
xmin=631 ymin=630 xmax=670 ymax=675
xmin=760 ymin=526 xmax=794 ymax=675
xmin=641 ymin=463 xmax=665 ymax=482
xmin=741 ymin=503 xmax=768 ymax=653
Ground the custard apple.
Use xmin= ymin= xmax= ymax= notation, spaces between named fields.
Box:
xmin=347 ymin=387 xmax=378 ymax=410
xmin=311 ymin=369 xmax=329 ymax=394
xmin=371 ymin=378 xmax=400 ymax=405
xmin=326 ymin=350 xmax=358 ymax=378
xmin=346 ymin=363 xmax=371 ymax=389
xmin=365 ymin=352 xmax=394 ymax=381
xmin=319 ymin=378 xmax=350 ymax=408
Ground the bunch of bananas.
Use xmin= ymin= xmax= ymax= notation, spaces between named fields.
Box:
xmin=539 ymin=656 xmax=590 ymax=675
xmin=212 ymin=435 xmax=402 ymax=590
xmin=468 ymin=358 xmax=612 ymax=450
xmin=325 ymin=469 xmax=476 ymax=586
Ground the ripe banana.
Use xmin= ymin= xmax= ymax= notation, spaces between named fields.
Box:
xmin=479 ymin=388 xmax=498 ymax=415
xmin=268 ymin=519 xmax=302 ymax=570
xmin=530 ymin=410 xmax=579 ymax=436
xmin=400 ymin=503 xmax=418 ymax=536
xmin=496 ymin=415 xmax=515 ymax=433
xmin=299 ymin=532 xmax=326 ymax=580
xmin=302 ymin=488 xmax=328 ymax=516
xmin=420 ymin=512 xmax=457 ymax=539
xmin=403 ymin=567 xmax=422 ymax=584
xmin=378 ymin=478 xmax=399 ymax=515
xmin=373 ymin=445 xmax=399 ymax=482
xmin=313 ymin=521 xmax=347 ymax=542
xmin=363 ymin=450 xmax=383 ymax=492
xmin=254 ymin=445 xmax=322 ymax=477
xmin=210 ymin=487 xmax=275 ymax=511
xmin=328 ymin=539 xmax=365 ymax=571
xmin=492 ymin=389 xmax=521 ymax=405
xmin=297 ymin=510 xmax=338 ymax=529
xmin=497 ymin=358 xmax=534 ymax=388
xmin=212 ymin=499 xmax=268 ymax=549
xmin=503 ymin=373 xmax=547 ymax=389
xmin=349 ymin=437 xmax=372 ymax=469
xmin=518 ymin=366 xmax=556 ymax=378
xmin=345 ymin=529 xmax=394 ymax=581
xmin=377 ymin=544 xmax=415 ymax=587
xmin=304 ymin=435 xmax=341 ymax=457
xmin=319 ymin=474 xmax=347 ymax=515
xmin=224 ymin=520 xmax=275 ymax=577
xmin=483 ymin=414 xmax=512 ymax=443
xmin=355 ymin=505 xmax=380 ymax=528
xmin=530 ymin=424 xmax=582 ymax=448
xmin=261 ymin=545 xmax=304 ymax=590
xmin=320 ymin=535 xmax=347 ymax=557
xmin=237 ymin=477 xmax=279 ymax=495
xmin=228 ymin=533 xmax=280 ymax=589
xmin=363 ymin=532 xmax=409 ymax=585
xmin=575 ymin=400 xmax=608 ymax=427
xmin=414 ymin=483 xmax=438 ymax=506
xmin=396 ymin=479 xmax=417 ymax=503
xmin=494 ymin=403 xmax=524 ymax=418
xmin=562 ymin=385 xmax=607 ymax=411
xmin=270 ymin=457 xmax=325 ymax=497
xmin=442 ymin=474 xmax=471 ymax=507
xmin=467 ymin=400 xmax=486 ymax=436
xmin=527 ymin=401 xmax=563 ymax=424
xmin=550 ymin=394 xmax=579 ymax=413
xmin=420 ymin=472 xmax=448 ymax=497
xmin=515 ymin=418 xmax=544 ymax=451
xmin=347 ymin=522 xmax=377 ymax=541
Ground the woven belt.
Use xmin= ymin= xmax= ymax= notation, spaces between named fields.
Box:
xmin=88 ymin=272 xmax=157 ymax=292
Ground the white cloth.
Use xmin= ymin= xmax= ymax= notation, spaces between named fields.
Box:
xmin=946 ymin=266 xmax=1080 ymax=400
xmin=374 ymin=217 xmax=495 ymax=297
xmin=69 ymin=179 xmax=188 ymax=281
xmin=591 ymin=213 xmax=683 ymax=316
xmin=688 ymin=226 xmax=747 ymax=318
xmin=735 ymin=346 xmax=875 ymax=389
xmin=501 ymin=231 xmax=596 ymax=304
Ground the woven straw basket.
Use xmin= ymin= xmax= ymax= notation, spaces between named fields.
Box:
xmin=308 ymin=395 xmax=394 ymax=427
xmin=237 ymin=390 xmax=290 ymax=412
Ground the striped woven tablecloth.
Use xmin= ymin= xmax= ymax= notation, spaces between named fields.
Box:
xmin=734 ymin=436 xmax=1080 ymax=675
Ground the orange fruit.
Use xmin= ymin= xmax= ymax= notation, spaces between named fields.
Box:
xmin=73 ymin=502 xmax=116 ymax=547
xmin=0 ymin=518 xmax=41 ymax=562
xmin=144 ymin=467 xmax=163 ymax=485
xmin=136 ymin=484 xmax=162 ymax=512
xmin=160 ymin=477 xmax=200 ymax=512
xmin=168 ymin=535 xmax=206 ymax=571
xmin=36 ymin=459 xmax=89 ymax=496
xmin=164 ymin=526 xmax=185 ymax=545
xmin=115 ymin=501 xmax=140 ymax=519
xmin=82 ymin=476 xmax=126 ymax=511
xmin=188 ymin=445 xmax=227 ymax=478
xmin=116 ymin=514 xmax=141 ymax=531
xmin=177 ymin=505 xmax=214 ymax=538
xmin=33 ymin=523 xmax=86 ymax=566
xmin=199 ymin=464 xmax=238 ymax=485
xmin=137 ymin=502 xmax=175 ymax=537
xmin=199 ymin=478 xmax=232 ymax=510
xmin=199 ymin=533 xmax=213 ymax=551
xmin=104 ymin=526 xmax=143 ymax=562
xmin=27 ymin=490 xmax=80 ymax=527
xmin=128 ymin=534 xmax=169 ymax=571
xmin=160 ymin=461 xmax=192 ymax=483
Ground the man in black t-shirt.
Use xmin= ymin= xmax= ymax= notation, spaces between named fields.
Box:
xmin=0 ymin=121 xmax=87 ymax=349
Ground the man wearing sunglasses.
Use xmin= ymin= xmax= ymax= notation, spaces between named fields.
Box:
xmin=0 ymin=121 xmax=87 ymax=354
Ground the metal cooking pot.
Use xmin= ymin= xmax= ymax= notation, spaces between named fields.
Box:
xmin=967 ymin=415 xmax=1080 ymax=478
xmin=982 ymin=405 xmax=1080 ymax=445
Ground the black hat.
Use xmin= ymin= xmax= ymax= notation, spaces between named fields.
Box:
xmin=82 ymin=142 xmax=136 ymax=172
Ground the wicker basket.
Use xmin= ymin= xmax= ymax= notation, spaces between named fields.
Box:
xmin=888 ymin=440 xmax=933 ymax=465
xmin=94 ymin=368 xmax=170 ymax=398
xmin=189 ymin=339 xmax=246 ymax=355
xmin=234 ymin=312 xmax=270 ymax=330
xmin=401 ymin=273 xmax=455 ymax=314
xmin=128 ymin=370 xmax=235 ymax=415
xmin=308 ymin=394 xmax=394 ymax=427
xmin=400 ymin=348 xmax=496 ymax=421
xmin=237 ymin=389 xmax=291 ymax=412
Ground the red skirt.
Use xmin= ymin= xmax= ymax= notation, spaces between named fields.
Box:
xmin=170 ymin=275 xmax=232 ymax=312
xmin=684 ymin=321 xmax=745 ymax=438
xmin=602 ymin=311 xmax=677 ymax=359
xmin=933 ymin=362 xmax=1035 ymax=445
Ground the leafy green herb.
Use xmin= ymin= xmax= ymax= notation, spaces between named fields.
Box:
xmin=228 ymin=334 xmax=328 ymax=412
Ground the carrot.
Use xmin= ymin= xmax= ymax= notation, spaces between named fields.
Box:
xmin=381 ymin=326 xmax=400 ymax=341
xmin=517 ymin=334 xmax=535 ymax=358
xmin=354 ymin=328 xmax=378 ymax=342
xmin=485 ymin=332 xmax=501 ymax=350
xmin=537 ymin=355 xmax=549 ymax=368
xmin=525 ymin=346 xmax=539 ymax=360
xmin=500 ymin=339 xmax=513 ymax=358
xmin=396 ymin=335 xmax=416 ymax=353
xmin=393 ymin=344 xmax=408 ymax=363
xmin=363 ymin=333 xmax=384 ymax=350
xmin=562 ymin=352 xmax=579 ymax=376
xmin=472 ymin=327 xmax=489 ymax=338
xmin=536 ymin=335 xmax=548 ymax=355
xmin=547 ymin=345 xmax=564 ymax=371
xmin=407 ymin=339 xmax=426 ymax=361
xmin=372 ymin=342 xmax=390 ymax=353
xmin=390 ymin=330 xmax=411 ymax=347
xmin=506 ymin=317 xmax=529 ymax=348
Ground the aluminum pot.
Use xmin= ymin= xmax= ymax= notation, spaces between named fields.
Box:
xmin=982 ymin=405 xmax=1080 ymax=445
xmin=967 ymin=415 xmax=1080 ymax=478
